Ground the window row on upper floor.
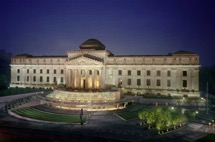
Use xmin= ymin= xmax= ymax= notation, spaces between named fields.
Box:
xmin=16 ymin=69 xmax=64 ymax=74
xmin=117 ymin=70 xmax=189 ymax=77
xmin=124 ymin=78 xmax=187 ymax=88
xmin=16 ymin=76 xmax=64 ymax=83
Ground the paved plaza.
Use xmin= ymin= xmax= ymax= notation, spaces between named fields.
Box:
xmin=0 ymin=93 xmax=214 ymax=142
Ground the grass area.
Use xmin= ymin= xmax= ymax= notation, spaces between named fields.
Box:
xmin=116 ymin=104 xmax=154 ymax=120
xmin=197 ymin=133 xmax=215 ymax=142
xmin=0 ymin=87 xmax=51 ymax=96
xmin=12 ymin=107 xmax=87 ymax=123
xmin=117 ymin=110 xmax=142 ymax=120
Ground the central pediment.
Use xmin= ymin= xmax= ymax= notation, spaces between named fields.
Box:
xmin=66 ymin=55 xmax=103 ymax=65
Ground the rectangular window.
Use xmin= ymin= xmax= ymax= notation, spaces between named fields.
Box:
xmin=96 ymin=70 xmax=99 ymax=75
xmin=183 ymin=71 xmax=187 ymax=77
xmin=167 ymin=80 xmax=171 ymax=87
xmin=118 ymin=70 xmax=122 ymax=75
xmin=127 ymin=79 xmax=131 ymax=86
xmin=40 ymin=76 xmax=43 ymax=82
xmin=167 ymin=71 xmax=171 ymax=77
xmin=33 ymin=76 xmax=36 ymax=82
xmin=146 ymin=79 xmax=151 ymax=86
xmin=89 ymin=70 xmax=92 ymax=75
xmin=47 ymin=69 xmax=49 ymax=74
xmin=54 ymin=69 xmax=57 ymax=74
xmin=61 ymin=77 xmax=64 ymax=83
xmin=27 ymin=76 xmax=29 ymax=82
xmin=156 ymin=79 xmax=161 ymax=86
xmin=47 ymin=77 xmax=49 ymax=83
xmin=33 ymin=69 xmax=36 ymax=74
xmin=17 ymin=76 xmax=20 ymax=81
xmin=137 ymin=70 xmax=141 ymax=76
xmin=40 ymin=69 xmax=43 ymax=74
xmin=157 ymin=71 xmax=161 ymax=76
xmin=147 ymin=70 xmax=150 ymax=76
xmin=183 ymin=80 xmax=187 ymax=87
xmin=53 ymin=77 xmax=56 ymax=83
xmin=17 ymin=69 xmax=20 ymax=73
xmin=128 ymin=70 xmax=131 ymax=76
xmin=27 ymin=69 xmax=29 ymax=74
xmin=137 ymin=79 xmax=141 ymax=86
xmin=61 ymin=69 xmax=64 ymax=74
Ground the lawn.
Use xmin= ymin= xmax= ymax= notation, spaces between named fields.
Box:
xmin=116 ymin=104 xmax=154 ymax=121
xmin=12 ymin=107 xmax=87 ymax=123
xmin=116 ymin=110 xmax=141 ymax=120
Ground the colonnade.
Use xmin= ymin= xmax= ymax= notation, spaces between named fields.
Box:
xmin=66 ymin=69 xmax=101 ymax=90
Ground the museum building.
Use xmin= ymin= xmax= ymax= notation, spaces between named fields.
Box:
xmin=10 ymin=39 xmax=200 ymax=97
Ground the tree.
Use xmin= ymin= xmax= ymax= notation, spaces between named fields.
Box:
xmin=0 ymin=75 xmax=8 ymax=90
xmin=138 ymin=111 xmax=145 ymax=125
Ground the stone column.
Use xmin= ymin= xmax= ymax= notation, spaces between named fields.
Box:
xmin=71 ymin=69 xmax=74 ymax=88
xmin=79 ymin=69 xmax=82 ymax=89
xmin=92 ymin=70 xmax=95 ymax=89
xmin=85 ymin=70 xmax=88 ymax=89
xmin=75 ymin=69 xmax=78 ymax=88
xmin=66 ymin=69 xmax=68 ymax=87
xmin=99 ymin=70 xmax=102 ymax=89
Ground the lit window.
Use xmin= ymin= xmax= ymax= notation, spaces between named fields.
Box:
xmin=89 ymin=70 xmax=92 ymax=75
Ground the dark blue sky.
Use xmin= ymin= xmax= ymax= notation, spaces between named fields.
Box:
xmin=0 ymin=0 xmax=215 ymax=66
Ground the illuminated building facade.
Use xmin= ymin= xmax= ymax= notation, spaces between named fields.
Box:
xmin=10 ymin=39 xmax=200 ymax=97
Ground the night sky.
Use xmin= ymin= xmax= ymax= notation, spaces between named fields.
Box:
xmin=0 ymin=0 xmax=215 ymax=66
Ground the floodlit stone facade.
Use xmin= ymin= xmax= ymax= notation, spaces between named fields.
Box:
xmin=10 ymin=39 xmax=200 ymax=97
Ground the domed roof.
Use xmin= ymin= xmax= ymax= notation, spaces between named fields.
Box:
xmin=174 ymin=50 xmax=195 ymax=54
xmin=80 ymin=39 xmax=106 ymax=50
xmin=13 ymin=54 xmax=33 ymax=58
